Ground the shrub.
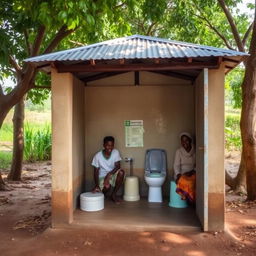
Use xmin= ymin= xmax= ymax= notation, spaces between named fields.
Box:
xmin=24 ymin=123 xmax=51 ymax=162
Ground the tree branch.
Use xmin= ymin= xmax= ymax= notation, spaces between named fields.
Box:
xmin=218 ymin=0 xmax=245 ymax=52
xmin=7 ymin=67 xmax=16 ymax=75
xmin=31 ymin=25 xmax=46 ymax=56
xmin=68 ymin=39 xmax=85 ymax=47
xmin=248 ymin=5 xmax=256 ymax=54
xmin=2 ymin=65 xmax=36 ymax=114
xmin=242 ymin=22 xmax=254 ymax=46
xmin=146 ymin=22 xmax=157 ymax=36
xmin=9 ymin=56 xmax=22 ymax=75
xmin=24 ymin=29 xmax=32 ymax=56
xmin=193 ymin=5 xmax=235 ymax=50
xmin=205 ymin=22 xmax=235 ymax=50
xmin=0 ymin=85 xmax=4 ymax=96
xmin=43 ymin=25 xmax=75 ymax=54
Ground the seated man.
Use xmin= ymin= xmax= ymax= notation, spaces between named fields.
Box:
xmin=91 ymin=136 xmax=125 ymax=203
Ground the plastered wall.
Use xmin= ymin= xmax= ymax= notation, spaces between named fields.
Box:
xmin=51 ymin=70 xmax=85 ymax=226
xmin=208 ymin=64 xmax=225 ymax=230
xmin=85 ymin=72 xmax=195 ymax=196
xmin=52 ymin=70 xmax=73 ymax=225
xmin=72 ymin=76 xmax=85 ymax=209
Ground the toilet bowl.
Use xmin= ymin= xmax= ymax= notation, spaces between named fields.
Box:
xmin=144 ymin=149 xmax=167 ymax=203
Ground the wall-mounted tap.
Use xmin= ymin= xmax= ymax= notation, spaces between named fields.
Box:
xmin=124 ymin=157 xmax=133 ymax=176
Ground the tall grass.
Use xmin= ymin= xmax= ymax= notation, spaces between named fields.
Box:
xmin=0 ymin=123 xmax=13 ymax=142
xmin=225 ymin=114 xmax=241 ymax=150
xmin=24 ymin=123 xmax=51 ymax=162
xmin=0 ymin=151 xmax=12 ymax=169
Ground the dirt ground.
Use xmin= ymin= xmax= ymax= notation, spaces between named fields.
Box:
xmin=0 ymin=153 xmax=256 ymax=256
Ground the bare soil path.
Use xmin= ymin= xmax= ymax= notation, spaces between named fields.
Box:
xmin=0 ymin=158 xmax=256 ymax=256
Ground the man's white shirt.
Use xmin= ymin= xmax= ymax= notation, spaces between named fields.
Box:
xmin=91 ymin=149 xmax=122 ymax=177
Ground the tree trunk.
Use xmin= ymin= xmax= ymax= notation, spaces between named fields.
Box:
xmin=0 ymin=171 xmax=11 ymax=191
xmin=225 ymin=154 xmax=247 ymax=194
xmin=0 ymin=99 xmax=11 ymax=130
xmin=7 ymin=98 xmax=25 ymax=181
xmin=240 ymin=57 xmax=256 ymax=200
xmin=233 ymin=154 xmax=246 ymax=194
xmin=0 ymin=171 xmax=6 ymax=190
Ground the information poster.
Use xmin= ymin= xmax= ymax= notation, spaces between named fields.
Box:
xmin=124 ymin=120 xmax=144 ymax=147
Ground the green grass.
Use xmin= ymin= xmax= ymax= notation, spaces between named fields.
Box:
xmin=0 ymin=109 xmax=51 ymax=163
xmin=225 ymin=114 xmax=241 ymax=150
xmin=0 ymin=109 xmax=51 ymax=144
xmin=24 ymin=123 xmax=52 ymax=162
xmin=0 ymin=151 xmax=12 ymax=169
xmin=0 ymin=123 xmax=13 ymax=142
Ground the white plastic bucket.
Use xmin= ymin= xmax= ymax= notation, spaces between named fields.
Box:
xmin=80 ymin=192 xmax=104 ymax=212
xmin=123 ymin=176 xmax=140 ymax=201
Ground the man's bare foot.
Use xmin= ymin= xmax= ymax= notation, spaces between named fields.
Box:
xmin=111 ymin=194 xmax=122 ymax=204
xmin=92 ymin=186 xmax=101 ymax=193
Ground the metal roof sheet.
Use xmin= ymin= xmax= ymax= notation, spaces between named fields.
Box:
xmin=25 ymin=34 xmax=248 ymax=64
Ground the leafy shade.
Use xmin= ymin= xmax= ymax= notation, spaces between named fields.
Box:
xmin=0 ymin=0 xmax=137 ymax=108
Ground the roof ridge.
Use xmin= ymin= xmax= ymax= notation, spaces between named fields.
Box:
xmin=122 ymin=35 xmax=244 ymax=54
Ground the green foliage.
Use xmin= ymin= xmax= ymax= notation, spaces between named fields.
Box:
xmin=225 ymin=113 xmax=241 ymax=150
xmin=25 ymin=72 xmax=51 ymax=105
xmin=25 ymin=97 xmax=51 ymax=112
xmin=0 ymin=123 xmax=13 ymax=142
xmin=0 ymin=151 xmax=12 ymax=169
xmin=169 ymin=0 xmax=253 ymax=50
xmin=24 ymin=123 xmax=51 ymax=162
xmin=225 ymin=68 xmax=244 ymax=109
xmin=0 ymin=0 xmax=138 ymax=104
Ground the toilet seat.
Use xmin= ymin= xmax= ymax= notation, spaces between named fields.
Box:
xmin=144 ymin=149 xmax=167 ymax=203
xmin=146 ymin=173 xmax=165 ymax=178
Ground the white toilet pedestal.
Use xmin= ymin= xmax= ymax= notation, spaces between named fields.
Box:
xmin=148 ymin=186 xmax=163 ymax=203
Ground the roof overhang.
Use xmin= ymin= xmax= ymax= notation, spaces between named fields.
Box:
xmin=24 ymin=35 xmax=249 ymax=83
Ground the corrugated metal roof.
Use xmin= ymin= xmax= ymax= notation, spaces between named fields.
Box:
xmin=25 ymin=34 xmax=248 ymax=63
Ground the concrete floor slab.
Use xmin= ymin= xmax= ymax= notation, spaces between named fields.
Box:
xmin=70 ymin=198 xmax=201 ymax=232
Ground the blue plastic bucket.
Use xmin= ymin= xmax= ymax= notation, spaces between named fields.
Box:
xmin=169 ymin=180 xmax=188 ymax=208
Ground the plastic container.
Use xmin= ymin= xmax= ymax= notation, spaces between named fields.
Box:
xmin=80 ymin=192 xmax=104 ymax=211
xmin=123 ymin=176 xmax=140 ymax=201
xmin=169 ymin=180 xmax=188 ymax=208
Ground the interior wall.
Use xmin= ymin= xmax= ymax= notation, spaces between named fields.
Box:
xmin=72 ymin=76 xmax=85 ymax=209
xmin=88 ymin=71 xmax=192 ymax=87
xmin=85 ymin=72 xmax=195 ymax=197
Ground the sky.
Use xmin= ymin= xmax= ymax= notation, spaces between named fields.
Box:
xmin=238 ymin=0 xmax=254 ymax=17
